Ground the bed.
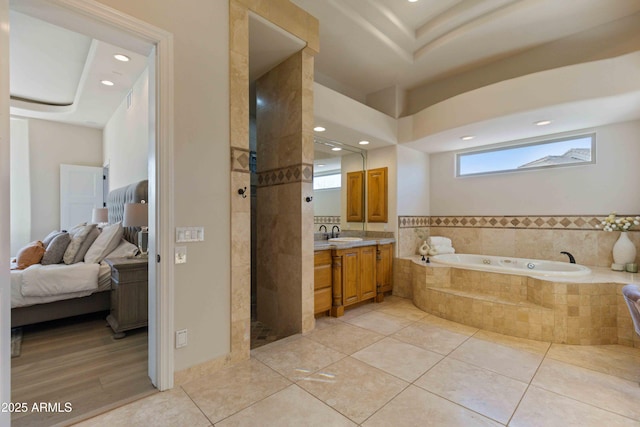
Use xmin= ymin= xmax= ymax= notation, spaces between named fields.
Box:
xmin=11 ymin=180 xmax=148 ymax=327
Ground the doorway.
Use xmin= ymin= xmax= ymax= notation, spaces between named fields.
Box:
xmin=1 ymin=0 xmax=174 ymax=424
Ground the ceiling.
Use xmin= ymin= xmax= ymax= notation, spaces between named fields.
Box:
xmin=9 ymin=10 xmax=148 ymax=129
xmin=10 ymin=2 xmax=640 ymax=154
xmin=292 ymin=0 xmax=640 ymax=103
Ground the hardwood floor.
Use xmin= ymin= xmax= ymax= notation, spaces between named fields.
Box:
xmin=11 ymin=313 xmax=156 ymax=426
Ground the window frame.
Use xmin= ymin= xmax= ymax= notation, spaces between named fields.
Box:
xmin=455 ymin=132 xmax=596 ymax=178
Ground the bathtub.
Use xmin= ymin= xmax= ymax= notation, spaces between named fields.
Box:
xmin=429 ymin=253 xmax=591 ymax=277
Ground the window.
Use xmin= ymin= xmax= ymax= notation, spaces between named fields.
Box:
xmin=457 ymin=133 xmax=595 ymax=177
xmin=313 ymin=173 xmax=341 ymax=190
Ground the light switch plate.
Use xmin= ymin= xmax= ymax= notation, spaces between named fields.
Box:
xmin=175 ymin=246 xmax=187 ymax=264
xmin=176 ymin=226 xmax=205 ymax=242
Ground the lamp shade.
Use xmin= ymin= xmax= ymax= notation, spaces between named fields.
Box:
xmin=122 ymin=202 xmax=148 ymax=227
xmin=92 ymin=207 xmax=108 ymax=223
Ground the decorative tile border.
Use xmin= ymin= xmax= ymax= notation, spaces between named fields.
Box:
xmin=314 ymin=216 xmax=340 ymax=224
xmin=431 ymin=215 xmax=605 ymax=230
xmin=398 ymin=216 xmax=430 ymax=228
xmin=399 ymin=215 xmax=640 ymax=231
xmin=256 ymin=163 xmax=313 ymax=187
xmin=231 ymin=147 xmax=251 ymax=173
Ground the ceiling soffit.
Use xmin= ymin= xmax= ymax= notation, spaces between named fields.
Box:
xmin=293 ymin=0 xmax=640 ymax=100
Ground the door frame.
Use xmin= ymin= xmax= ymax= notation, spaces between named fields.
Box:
xmin=0 ymin=0 xmax=175 ymax=405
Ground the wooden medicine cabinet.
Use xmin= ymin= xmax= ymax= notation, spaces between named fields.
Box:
xmin=367 ymin=167 xmax=388 ymax=223
xmin=346 ymin=170 xmax=364 ymax=222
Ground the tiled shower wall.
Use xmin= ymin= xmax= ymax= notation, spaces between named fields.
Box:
xmin=398 ymin=215 xmax=640 ymax=267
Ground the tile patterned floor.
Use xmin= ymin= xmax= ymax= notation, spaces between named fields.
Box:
xmin=75 ymin=296 xmax=640 ymax=426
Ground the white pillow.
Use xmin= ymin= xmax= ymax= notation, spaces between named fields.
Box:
xmin=104 ymin=238 xmax=139 ymax=259
xmin=85 ymin=222 xmax=124 ymax=264
xmin=63 ymin=224 xmax=96 ymax=265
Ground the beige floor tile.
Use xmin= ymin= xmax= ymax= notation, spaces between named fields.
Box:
xmin=343 ymin=311 xmax=413 ymax=335
xmin=510 ymin=386 xmax=638 ymax=427
xmin=415 ymin=357 xmax=527 ymax=424
xmin=305 ymin=322 xmax=384 ymax=355
xmin=392 ymin=322 xmax=471 ymax=355
xmin=362 ymin=385 xmax=502 ymax=427
xmin=215 ymin=384 xmax=356 ymax=427
xmin=312 ymin=315 xmax=343 ymax=331
xmin=375 ymin=303 xmax=428 ymax=321
xmin=251 ymin=336 xmax=346 ymax=381
xmin=547 ymin=344 xmax=640 ymax=382
xmin=418 ymin=314 xmax=480 ymax=335
xmin=74 ymin=388 xmax=210 ymax=427
xmin=297 ymin=357 xmax=408 ymax=424
xmin=352 ymin=337 xmax=443 ymax=382
xmin=340 ymin=303 xmax=376 ymax=320
xmin=449 ymin=337 xmax=544 ymax=382
xmin=473 ymin=329 xmax=550 ymax=355
xmin=532 ymin=358 xmax=640 ymax=420
xmin=181 ymin=359 xmax=290 ymax=424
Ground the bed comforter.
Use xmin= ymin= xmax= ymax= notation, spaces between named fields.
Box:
xmin=11 ymin=261 xmax=111 ymax=308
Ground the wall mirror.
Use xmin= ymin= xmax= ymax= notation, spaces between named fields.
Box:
xmin=313 ymin=136 xmax=366 ymax=231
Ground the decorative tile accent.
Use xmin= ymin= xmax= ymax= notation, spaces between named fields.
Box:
xmin=314 ymin=216 xmax=340 ymax=224
xmin=398 ymin=216 xmax=430 ymax=228
xmin=231 ymin=147 xmax=251 ymax=173
xmin=428 ymin=215 xmax=635 ymax=230
xmin=256 ymin=163 xmax=313 ymax=187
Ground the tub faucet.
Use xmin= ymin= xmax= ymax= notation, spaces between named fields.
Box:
xmin=560 ymin=251 xmax=576 ymax=264
xmin=331 ymin=225 xmax=340 ymax=238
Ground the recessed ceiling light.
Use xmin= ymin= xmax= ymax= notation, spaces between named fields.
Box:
xmin=317 ymin=164 xmax=325 ymax=167
xmin=113 ymin=54 xmax=130 ymax=62
xmin=331 ymin=147 xmax=342 ymax=151
xmin=535 ymin=120 xmax=552 ymax=126
xmin=408 ymin=0 xmax=418 ymax=2
xmin=101 ymin=80 xmax=115 ymax=86
xmin=461 ymin=135 xmax=474 ymax=141
xmin=314 ymin=126 xmax=326 ymax=132
xmin=358 ymin=140 xmax=370 ymax=145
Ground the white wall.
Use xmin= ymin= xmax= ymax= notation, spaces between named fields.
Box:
xmin=397 ymin=145 xmax=429 ymax=216
xmin=103 ymin=67 xmax=149 ymax=190
xmin=430 ymin=120 xmax=640 ymax=215
xmin=9 ymin=118 xmax=30 ymax=254
xmin=26 ymin=118 xmax=103 ymax=240
xmin=97 ymin=0 xmax=231 ymax=371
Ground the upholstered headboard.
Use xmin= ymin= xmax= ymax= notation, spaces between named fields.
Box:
xmin=107 ymin=180 xmax=148 ymax=245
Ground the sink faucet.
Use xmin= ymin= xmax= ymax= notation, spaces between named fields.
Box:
xmin=560 ymin=251 xmax=576 ymax=264
xmin=331 ymin=225 xmax=340 ymax=238
xmin=319 ymin=225 xmax=327 ymax=233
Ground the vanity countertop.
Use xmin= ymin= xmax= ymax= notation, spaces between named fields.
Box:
xmin=314 ymin=237 xmax=395 ymax=251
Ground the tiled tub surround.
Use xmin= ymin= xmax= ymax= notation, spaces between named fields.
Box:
xmin=404 ymin=256 xmax=640 ymax=347
xmin=397 ymin=215 xmax=640 ymax=267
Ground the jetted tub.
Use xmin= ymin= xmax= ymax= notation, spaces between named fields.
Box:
xmin=430 ymin=253 xmax=591 ymax=277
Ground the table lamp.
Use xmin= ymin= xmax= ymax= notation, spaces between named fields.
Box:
xmin=123 ymin=201 xmax=148 ymax=256
xmin=92 ymin=207 xmax=108 ymax=224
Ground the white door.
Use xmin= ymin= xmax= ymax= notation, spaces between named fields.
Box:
xmin=60 ymin=164 xmax=104 ymax=230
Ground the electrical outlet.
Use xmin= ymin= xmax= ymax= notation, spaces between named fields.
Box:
xmin=176 ymin=329 xmax=188 ymax=348
xmin=175 ymin=246 xmax=187 ymax=264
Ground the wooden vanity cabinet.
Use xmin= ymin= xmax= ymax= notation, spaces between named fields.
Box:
xmin=376 ymin=243 xmax=393 ymax=300
xmin=314 ymin=250 xmax=333 ymax=315
xmin=331 ymin=245 xmax=377 ymax=316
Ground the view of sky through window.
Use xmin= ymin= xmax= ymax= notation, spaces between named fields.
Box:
xmin=458 ymin=135 xmax=594 ymax=176
xmin=313 ymin=173 xmax=341 ymax=190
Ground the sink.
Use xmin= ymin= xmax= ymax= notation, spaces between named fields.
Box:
xmin=328 ymin=237 xmax=363 ymax=242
